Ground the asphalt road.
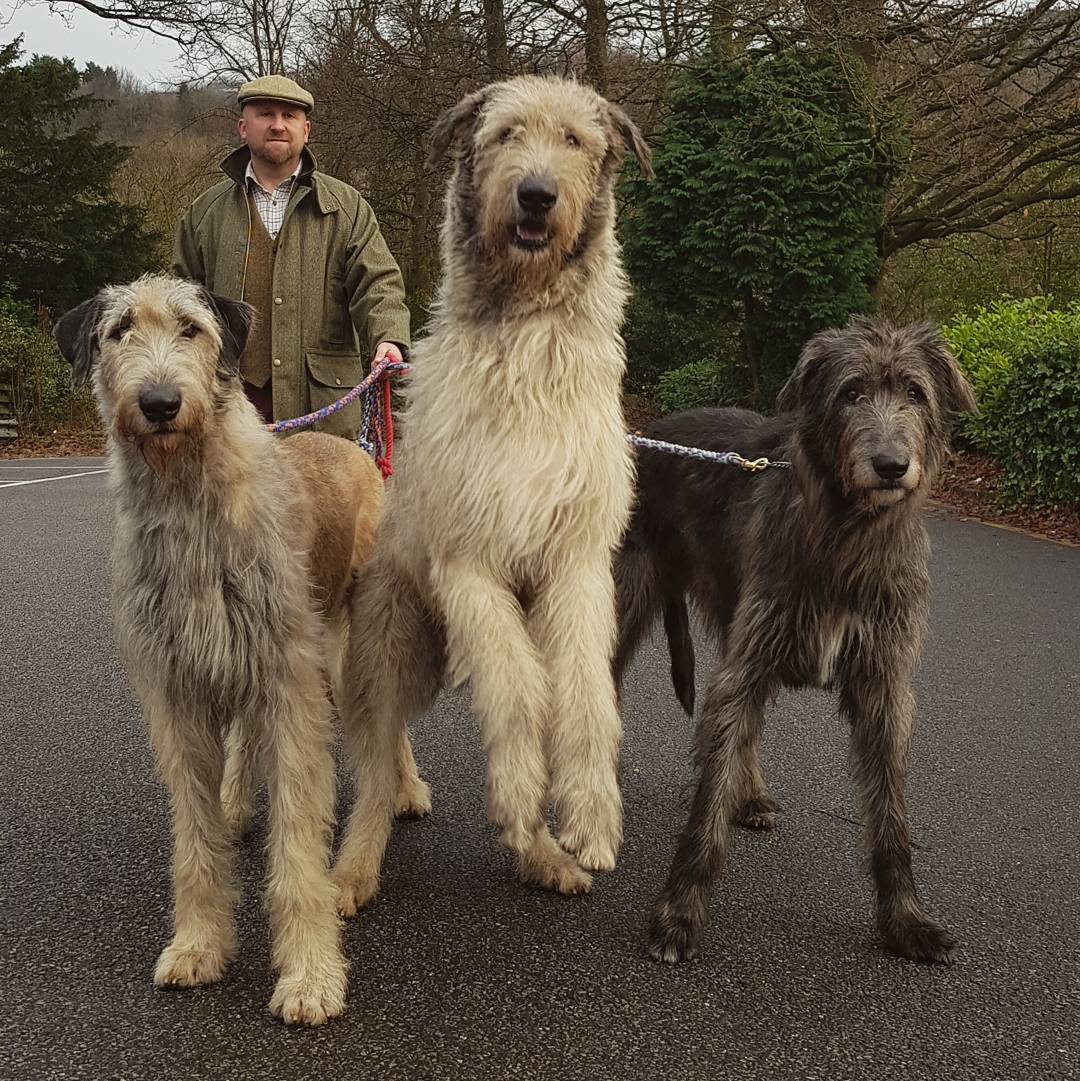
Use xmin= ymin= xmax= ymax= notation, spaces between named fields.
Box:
xmin=2 ymin=458 xmax=1078 ymax=1081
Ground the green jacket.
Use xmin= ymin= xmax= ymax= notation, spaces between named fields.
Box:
xmin=172 ymin=146 xmax=411 ymax=439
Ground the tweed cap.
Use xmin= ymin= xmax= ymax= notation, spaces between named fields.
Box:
xmin=237 ymin=75 xmax=314 ymax=112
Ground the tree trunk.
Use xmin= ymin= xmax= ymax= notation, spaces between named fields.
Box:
xmin=709 ymin=0 xmax=735 ymax=60
xmin=583 ymin=0 xmax=608 ymax=95
xmin=483 ymin=0 xmax=509 ymax=75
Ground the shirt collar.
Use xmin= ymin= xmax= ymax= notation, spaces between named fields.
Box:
xmin=245 ymin=158 xmax=302 ymax=195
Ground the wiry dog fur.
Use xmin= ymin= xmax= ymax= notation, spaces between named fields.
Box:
xmin=54 ymin=274 xmax=393 ymax=1025
xmin=332 ymin=76 xmax=653 ymax=912
xmin=614 ymin=318 xmax=976 ymax=965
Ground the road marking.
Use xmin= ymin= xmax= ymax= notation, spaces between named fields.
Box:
xmin=0 ymin=463 xmax=105 ymax=471
xmin=0 ymin=469 xmax=107 ymax=489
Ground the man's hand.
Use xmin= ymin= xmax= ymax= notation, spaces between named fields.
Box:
xmin=373 ymin=341 xmax=404 ymax=367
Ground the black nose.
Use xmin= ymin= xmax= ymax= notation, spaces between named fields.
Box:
xmin=872 ymin=452 xmax=910 ymax=481
xmin=138 ymin=385 xmax=182 ymax=424
xmin=517 ymin=176 xmax=557 ymax=214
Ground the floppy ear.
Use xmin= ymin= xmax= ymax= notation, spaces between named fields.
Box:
xmin=53 ymin=296 xmax=105 ymax=388
xmin=428 ymin=88 xmax=492 ymax=169
xmin=777 ymin=333 xmax=826 ymax=414
xmin=608 ymin=103 xmax=653 ymax=180
xmin=918 ymin=325 xmax=977 ymax=414
xmin=199 ymin=288 xmax=254 ymax=375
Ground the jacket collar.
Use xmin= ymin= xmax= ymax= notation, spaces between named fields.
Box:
xmin=221 ymin=145 xmax=339 ymax=214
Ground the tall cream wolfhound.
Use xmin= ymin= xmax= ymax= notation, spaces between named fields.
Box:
xmin=333 ymin=76 xmax=653 ymax=911
xmin=54 ymin=275 xmax=395 ymax=1024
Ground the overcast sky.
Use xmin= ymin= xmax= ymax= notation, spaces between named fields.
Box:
xmin=2 ymin=1 xmax=185 ymax=84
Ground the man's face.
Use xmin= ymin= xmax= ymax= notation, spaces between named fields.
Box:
xmin=238 ymin=101 xmax=310 ymax=167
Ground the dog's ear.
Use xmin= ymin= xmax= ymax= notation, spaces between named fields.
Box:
xmin=428 ymin=88 xmax=492 ymax=169
xmin=776 ymin=332 xmax=833 ymax=414
xmin=200 ymin=288 xmax=254 ymax=375
xmin=917 ymin=324 xmax=977 ymax=415
xmin=53 ymin=295 xmax=106 ymax=388
xmin=607 ymin=103 xmax=653 ymax=180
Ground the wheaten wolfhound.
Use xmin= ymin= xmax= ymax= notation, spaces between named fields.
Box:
xmin=614 ymin=319 xmax=975 ymax=964
xmin=54 ymin=274 xmax=398 ymax=1024
xmin=332 ymin=76 xmax=653 ymax=911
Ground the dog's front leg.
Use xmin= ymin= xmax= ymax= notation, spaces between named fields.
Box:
xmin=648 ymin=664 xmax=768 ymax=962
xmin=148 ymin=700 xmax=238 ymax=990
xmin=840 ymin=656 xmax=957 ymax=964
xmin=262 ymin=679 xmax=347 ymax=1026
xmin=433 ymin=557 xmax=591 ymax=895
xmin=531 ymin=557 xmax=623 ymax=872
xmin=220 ymin=715 xmax=257 ymax=837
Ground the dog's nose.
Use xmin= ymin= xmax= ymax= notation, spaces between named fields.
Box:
xmin=517 ymin=176 xmax=558 ymax=214
xmin=872 ymin=452 xmax=909 ymax=481
xmin=139 ymin=385 xmax=182 ymax=424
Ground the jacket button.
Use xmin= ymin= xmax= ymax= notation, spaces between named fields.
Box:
xmin=272 ymin=358 xmax=282 ymax=368
xmin=335 ymin=378 xmax=341 ymax=385
xmin=274 ymin=297 xmax=283 ymax=305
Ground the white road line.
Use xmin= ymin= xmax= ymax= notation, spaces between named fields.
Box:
xmin=0 ymin=463 xmax=105 ymax=471
xmin=0 ymin=469 xmax=107 ymax=489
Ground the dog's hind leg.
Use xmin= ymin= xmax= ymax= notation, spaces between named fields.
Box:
xmin=262 ymin=665 xmax=347 ymax=1026
xmin=648 ymin=656 xmax=769 ymax=962
xmin=840 ymin=651 xmax=956 ymax=964
xmin=612 ymin=537 xmax=661 ymax=694
xmin=220 ymin=715 xmax=257 ymax=837
xmin=334 ymin=560 xmax=442 ymax=916
xmin=394 ymin=725 xmax=432 ymax=818
xmin=533 ymin=556 xmax=624 ymax=872
xmin=661 ymin=590 xmax=695 ymax=717
xmin=149 ymin=700 xmax=238 ymax=990
xmin=731 ymin=737 xmax=781 ymax=831
xmin=434 ymin=557 xmax=590 ymax=895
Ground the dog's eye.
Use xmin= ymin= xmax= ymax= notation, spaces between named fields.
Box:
xmin=498 ymin=127 xmax=514 ymax=144
xmin=565 ymin=131 xmax=581 ymax=148
xmin=842 ymin=385 xmax=862 ymax=404
xmin=179 ymin=324 xmax=200 ymax=340
xmin=107 ymin=316 xmax=132 ymax=341
xmin=906 ymin=384 xmax=925 ymax=404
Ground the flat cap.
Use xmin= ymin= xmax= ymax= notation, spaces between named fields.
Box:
xmin=237 ymin=75 xmax=314 ymax=112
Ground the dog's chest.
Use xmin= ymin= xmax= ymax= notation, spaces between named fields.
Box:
xmin=807 ymin=609 xmax=865 ymax=689
xmin=115 ymin=511 xmax=285 ymax=707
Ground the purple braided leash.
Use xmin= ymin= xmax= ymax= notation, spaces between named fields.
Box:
xmin=265 ymin=357 xmax=409 ymax=435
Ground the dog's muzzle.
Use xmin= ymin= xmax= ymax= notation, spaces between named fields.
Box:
xmin=138 ymin=384 xmax=182 ymax=428
xmin=512 ymin=175 xmax=557 ymax=251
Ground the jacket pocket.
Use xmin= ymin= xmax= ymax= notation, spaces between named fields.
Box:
xmin=305 ymin=351 xmax=364 ymax=440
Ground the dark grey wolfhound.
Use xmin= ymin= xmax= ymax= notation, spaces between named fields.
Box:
xmin=614 ymin=317 xmax=976 ymax=965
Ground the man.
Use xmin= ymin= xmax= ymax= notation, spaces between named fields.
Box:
xmin=173 ymin=75 xmax=410 ymax=440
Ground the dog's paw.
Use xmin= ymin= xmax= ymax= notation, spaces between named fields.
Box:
xmin=269 ymin=963 xmax=348 ymax=1026
xmin=647 ymin=897 xmax=702 ymax=964
xmin=882 ymin=915 xmax=957 ymax=965
xmin=558 ymin=828 xmax=618 ymax=872
xmin=520 ymin=845 xmax=593 ymax=896
xmin=395 ymin=777 xmax=432 ymax=819
xmin=732 ymin=796 xmax=781 ymax=831
xmin=154 ymin=942 xmax=230 ymax=988
xmin=333 ymin=869 xmax=379 ymax=918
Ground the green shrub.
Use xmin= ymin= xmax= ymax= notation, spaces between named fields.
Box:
xmin=942 ymin=296 xmax=1080 ymax=449
xmin=0 ymin=307 xmax=96 ymax=434
xmin=941 ymin=297 xmax=1080 ymax=508
xmin=986 ymin=342 xmax=1080 ymax=509
xmin=657 ymin=359 xmax=741 ymax=414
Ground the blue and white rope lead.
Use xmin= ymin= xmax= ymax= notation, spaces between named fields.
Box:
xmin=627 ymin=434 xmax=791 ymax=472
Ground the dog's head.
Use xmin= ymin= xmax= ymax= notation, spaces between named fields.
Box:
xmin=54 ymin=275 xmax=253 ymax=471
xmin=429 ymin=76 xmax=652 ymax=288
xmin=777 ymin=318 xmax=976 ymax=512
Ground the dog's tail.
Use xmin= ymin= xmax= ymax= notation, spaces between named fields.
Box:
xmin=661 ymin=589 xmax=695 ymax=717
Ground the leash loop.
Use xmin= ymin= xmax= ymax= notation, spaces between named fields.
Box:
xmin=627 ymin=433 xmax=791 ymax=471
xmin=265 ymin=357 xmax=409 ymax=478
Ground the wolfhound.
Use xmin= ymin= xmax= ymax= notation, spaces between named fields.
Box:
xmin=614 ymin=318 xmax=976 ymax=964
xmin=54 ymin=274 xmax=398 ymax=1024
xmin=331 ymin=76 xmax=653 ymax=912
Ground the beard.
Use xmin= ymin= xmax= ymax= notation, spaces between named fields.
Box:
xmin=253 ymin=140 xmax=296 ymax=167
